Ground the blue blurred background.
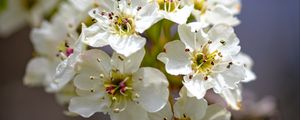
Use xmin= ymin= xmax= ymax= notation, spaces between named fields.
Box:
xmin=0 ymin=0 xmax=299 ymax=120
xmin=236 ymin=0 xmax=299 ymax=119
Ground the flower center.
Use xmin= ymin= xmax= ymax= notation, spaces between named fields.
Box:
xmin=157 ymin=0 xmax=181 ymax=12
xmin=191 ymin=43 xmax=220 ymax=76
xmin=103 ymin=71 xmax=138 ymax=113
xmin=56 ymin=41 xmax=74 ymax=60
xmin=104 ymin=73 xmax=133 ymax=97
xmin=21 ymin=0 xmax=38 ymax=10
xmin=113 ymin=15 xmax=135 ymax=35
xmin=99 ymin=11 xmax=136 ymax=35
xmin=193 ymin=0 xmax=207 ymax=14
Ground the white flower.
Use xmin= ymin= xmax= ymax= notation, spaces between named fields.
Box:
xmin=149 ymin=88 xmax=231 ymax=120
xmin=0 ymin=0 xmax=60 ymax=36
xmin=201 ymin=4 xmax=240 ymax=26
xmin=23 ymin=0 xmax=94 ymax=92
xmin=158 ymin=22 xmax=246 ymax=100
xmin=207 ymin=0 xmax=241 ymax=15
xmin=69 ymin=49 xmax=169 ymax=119
xmin=183 ymin=0 xmax=240 ymax=26
xmin=83 ymin=0 xmax=161 ymax=56
xmin=152 ymin=0 xmax=194 ymax=24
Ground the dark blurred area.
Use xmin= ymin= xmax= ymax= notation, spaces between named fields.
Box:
xmin=0 ymin=0 xmax=299 ymax=120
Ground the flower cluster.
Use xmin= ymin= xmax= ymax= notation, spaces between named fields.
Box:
xmin=0 ymin=0 xmax=257 ymax=119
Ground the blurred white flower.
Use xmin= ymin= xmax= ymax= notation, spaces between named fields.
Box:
xmin=24 ymin=21 xmax=68 ymax=89
xmin=55 ymin=82 xmax=77 ymax=105
xmin=183 ymin=0 xmax=240 ymax=26
xmin=69 ymin=49 xmax=169 ymax=120
xmin=149 ymin=88 xmax=231 ymax=120
xmin=158 ymin=22 xmax=246 ymax=106
xmin=23 ymin=0 xmax=94 ymax=92
xmin=207 ymin=0 xmax=241 ymax=15
xmin=152 ymin=0 xmax=194 ymax=24
xmin=0 ymin=0 xmax=60 ymax=37
xmin=83 ymin=0 xmax=161 ymax=56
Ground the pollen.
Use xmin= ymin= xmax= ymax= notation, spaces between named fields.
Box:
xmin=56 ymin=41 xmax=74 ymax=60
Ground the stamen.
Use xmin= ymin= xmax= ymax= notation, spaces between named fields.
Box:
xmin=66 ymin=48 xmax=74 ymax=57
xmin=97 ymin=58 xmax=101 ymax=62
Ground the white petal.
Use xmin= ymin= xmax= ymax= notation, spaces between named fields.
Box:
xmin=70 ymin=0 xmax=93 ymax=11
xmin=135 ymin=2 xmax=162 ymax=33
xmin=130 ymin=0 xmax=147 ymax=8
xmin=23 ymin=57 xmax=50 ymax=86
xmin=108 ymin=34 xmax=146 ymax=57
xmin=94 ymin=0 xmax=115 ymax=12
xmin=233 ymin=53 xmax=256 ymax=82
xmin=110 ymin=102 xmax=149 ymax=120
xmin=46 ymin=59 xmax=76 ymax=92
xmin=79 ymin=49 xmax=111 ymax=76
xmin=162 ymin=5 xmax=194 ymax=24
xmin=111 ymin=49 xmax=145 ymax=74
xmin=183 ymin=75 xmax=213 ymax=99
xmin=234 ymin=52 xmax=254 ymax=68
xmin=243 ymin=69 xmax=256 ymax=82
xmin=207 ymin=0 xmax=241 ymax=15
xmin=208 ymin=24 xmax=240 ymax=56
xmin=68 ymin=93 xmax=107 ymax=118
xmin=133 ymin=67 xmax=169 ymax=112
xmin=74 ymin=72 xmax=103 ymax=91
xmin=205 ymin=5 xmax=240 ymax=26
xmin=174 ymin=97 xmax=207 ymax=120
xmin=202 ymin=104 xmax=231 ymax=120
xmin=157 ymin=40 xmax=192 ymax=75
xmin=74 ymin=49 xmax=112 ymax=90
xmin=178 ymin=23 xmax=208 ymax=50
xmin=219 ymin=87 xmax=242 ymax=110
xmin=148 ymin=102 xmax=173 ymax=120
xmin=54 ymin=83 xmax=76 ymax=105
xmin=83 ymin=24 xmax=110 ymax=47
xmin=218 ymin=64 xmax=245 ymax=89
xmin=30 ymin=21 xmax=65 ymax=57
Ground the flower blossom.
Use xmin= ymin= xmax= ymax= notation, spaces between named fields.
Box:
xmin=69 ymin=49 xmax=169 ymax=120
xmin=24 ymin=0 xmax=94 ymax=92
xmin=158 ymin=22 xmax=247 ymax=109
xmin=83 ymin=0 xmax=161 ymax=56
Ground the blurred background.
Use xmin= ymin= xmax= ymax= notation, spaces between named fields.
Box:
xmin=0 ymin=0 xmax=299 ymax=120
